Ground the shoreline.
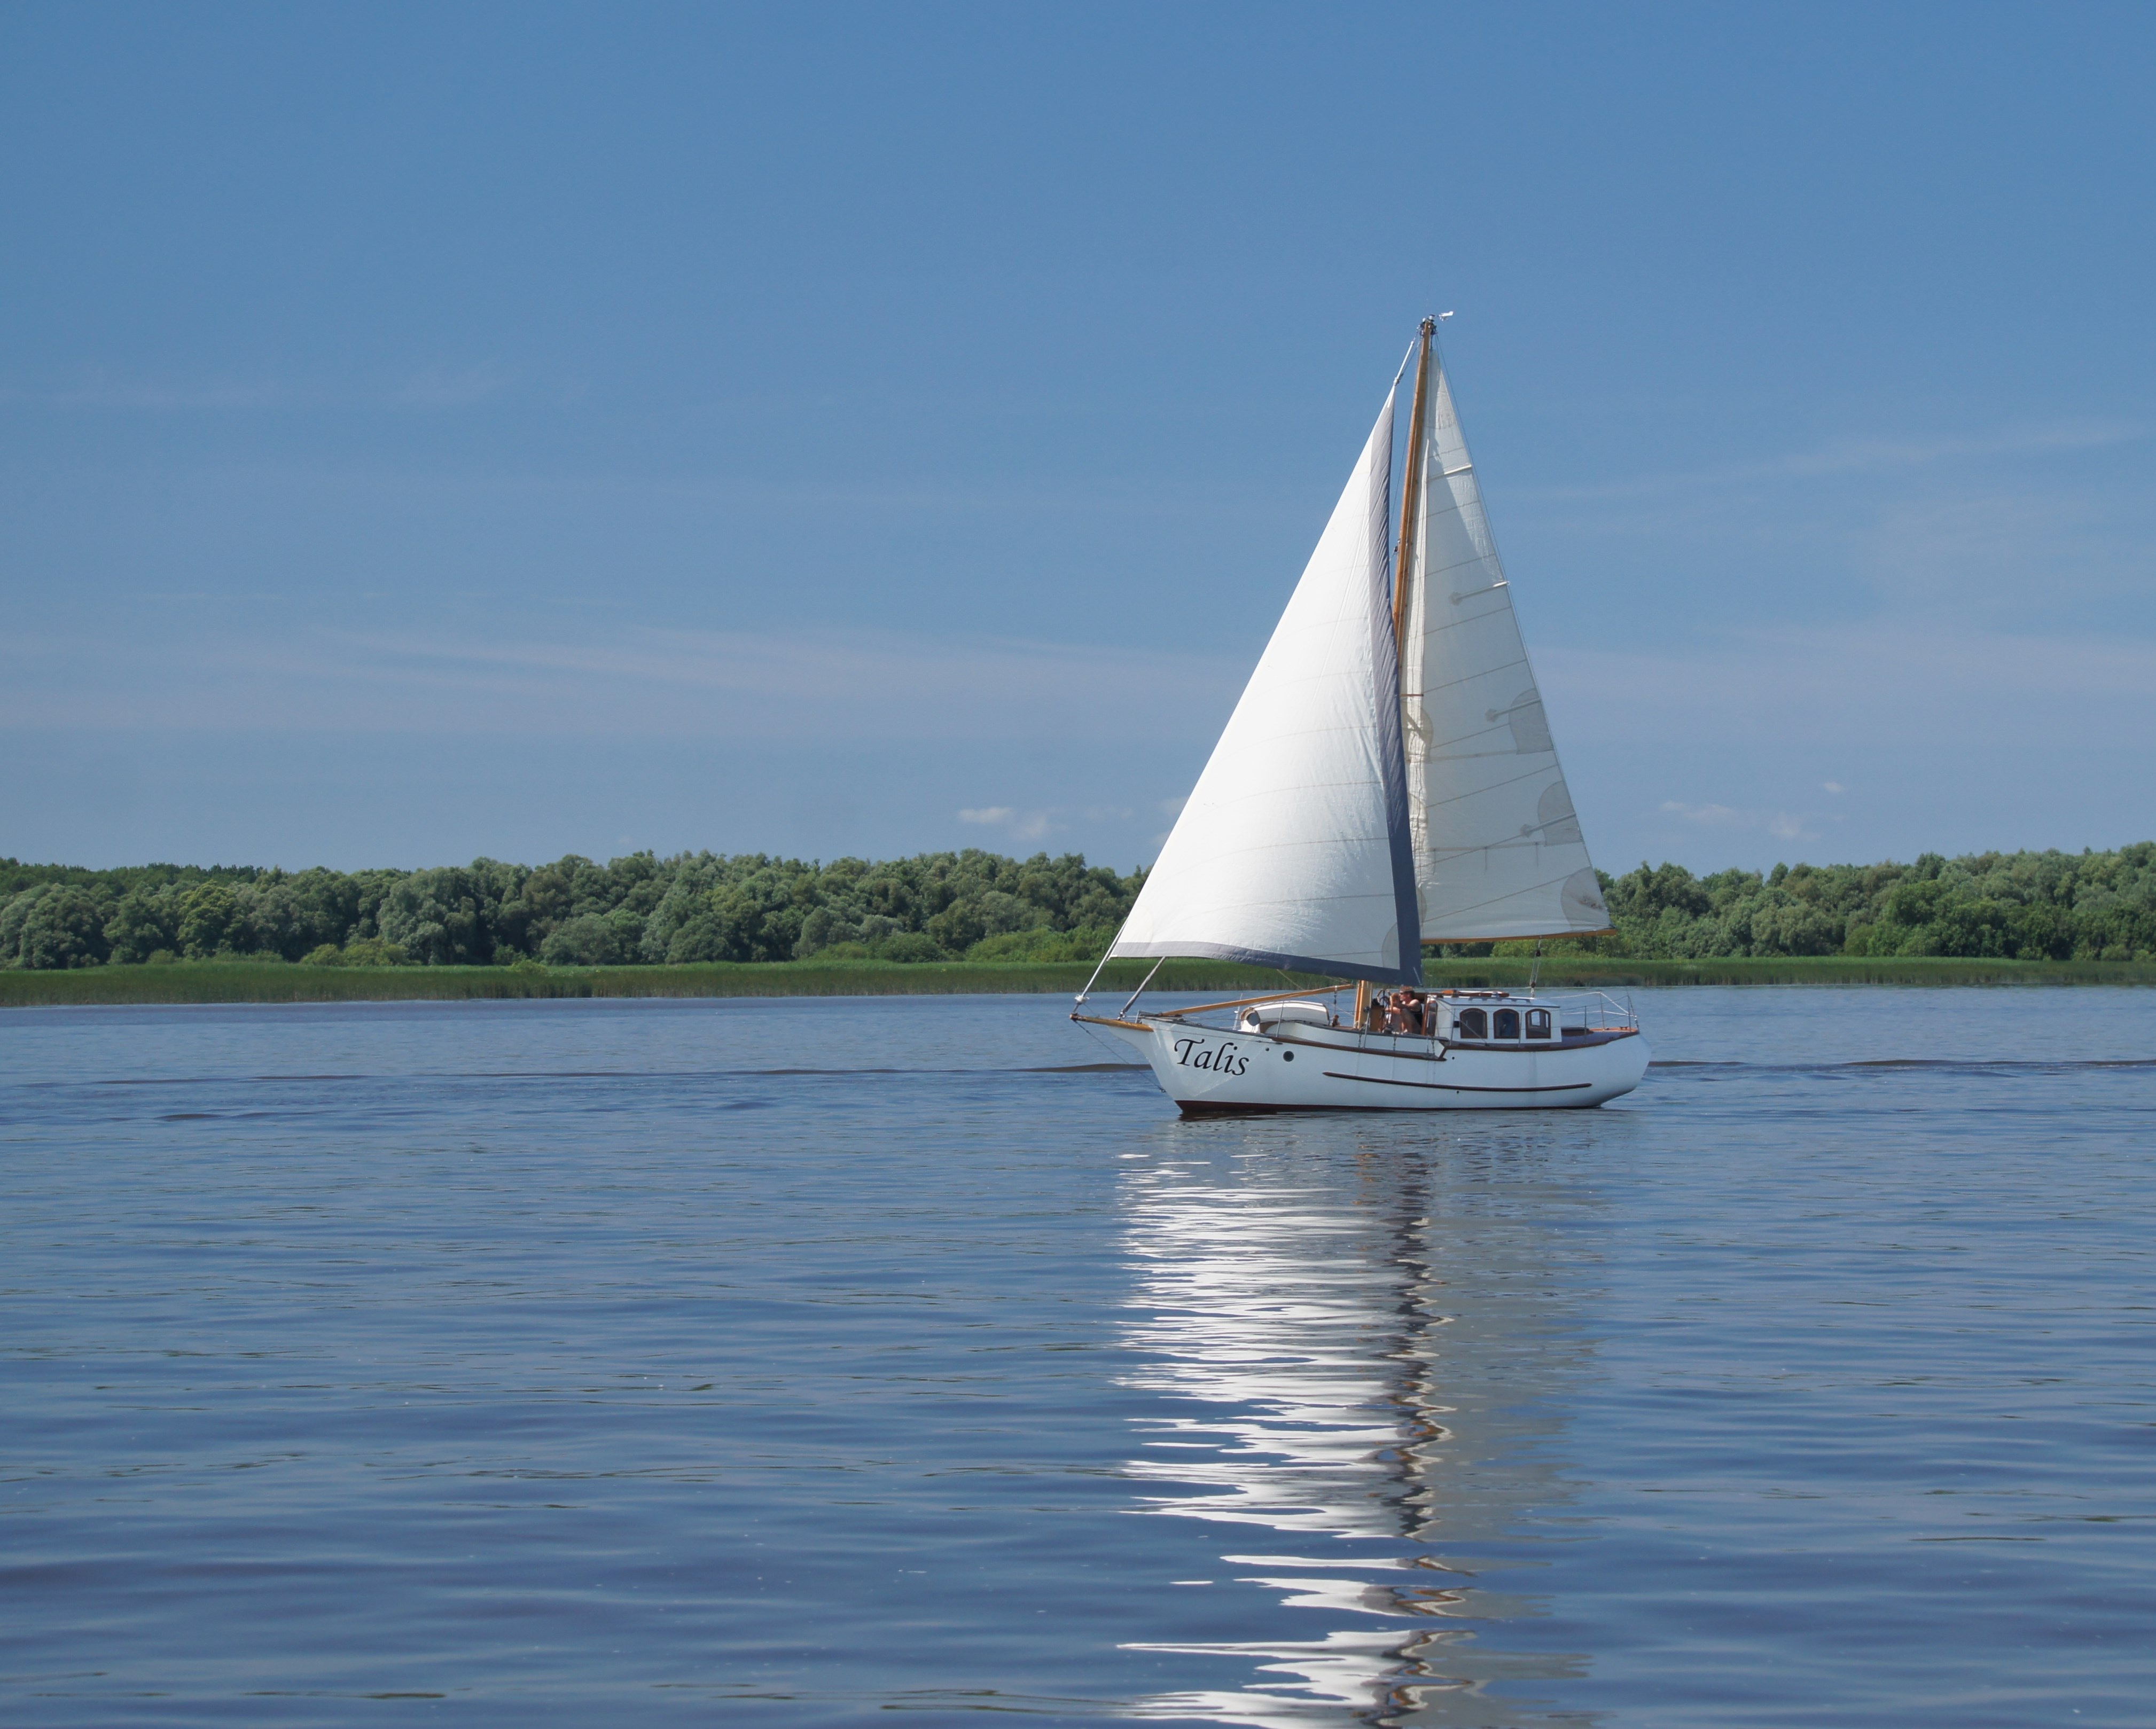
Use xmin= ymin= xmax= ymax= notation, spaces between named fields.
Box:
xmin=6 ymin=954 xmax=2156 ymax=1006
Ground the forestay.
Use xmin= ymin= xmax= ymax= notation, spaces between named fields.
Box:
xmin=1110 ymin=389 xmax=1420 ymax=983
xmin=1399 ymin=355 xmax=1612 ymax=941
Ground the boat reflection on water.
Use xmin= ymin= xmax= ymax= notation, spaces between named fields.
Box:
xmin=1118 ymin=1120 xmax=1597 ymax=1727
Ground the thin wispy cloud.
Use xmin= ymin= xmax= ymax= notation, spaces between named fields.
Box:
xmin=0 ymin=622 xmax=1245 ymax=747
xmin=0 ymin=369 xmax=513 ymax=412
xmin=1543 ymin=622 xmax=2156 ymax=746
xmin=1852 ymin=487 xmax=2156 ymax=612
xmin=1542 ymin=623 xmax=2156 ymax=865
xmin=0 ymin=379 xmax=289 ymax=411
xmin=1781 ymin=420 xmax=2145 ymax=476
xmin=1513 ymin=418 xmax=2147 ymax=505
xmin=959 ymin=807 xmax=1054 ymax=841
xmin=1660 ymin=801 xmax=1744 ymax=827
xmin=1660 ymin=801 xmax=1815 ymax=842
xmin=381 ymin=369 xmax=515 ymax=409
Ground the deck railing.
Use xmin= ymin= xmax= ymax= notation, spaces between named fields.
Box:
xmin=1542 ymin=989 xmax=1638 ymax=1032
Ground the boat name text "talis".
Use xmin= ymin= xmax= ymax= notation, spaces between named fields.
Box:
xmin=1171 ymin=1038 xmax=1251 ymax=1076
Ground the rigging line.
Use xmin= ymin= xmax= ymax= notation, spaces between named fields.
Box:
xmin=1120 ymin=953 xmax=1169 ymax=1019
xmin=1424 ymin=745 xmax=1558 ymax=763
xmin=1430 ymin=825 xmax=1582 ymax=856
xmin=1413 ymin=679 xmax=1534 ymax=711
xmin=1412 ymin=655 xmax=1534 ymax=695
xmin=1420 ymin=819 xmax=1581 ymax=851
xmin=1422 ymin=720 xmax=1553 ymax=755
xmin=1421 ymin=841 xmax=1589 ymax=875
xmin=1422 ymin=548 xmax=1502 ymax=583
xmin=1425 ymin=846 xmax=1579 ymax=867
xmin=1423 ymin=771 xmax=1578 ymax=810
xmin=1419 ymin=872 xmax=1596 ymax=920
xmin=1072 ymin=1016 xmax=1135 ymax=1068
xmin=1075 ymin=910 xmax=1137 ymax=1004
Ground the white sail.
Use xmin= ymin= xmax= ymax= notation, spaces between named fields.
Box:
xmin=1400 ymin=355 xmax=1612 ymax=941
xmin=1111 ymin=389 xmax=1420 ymax=983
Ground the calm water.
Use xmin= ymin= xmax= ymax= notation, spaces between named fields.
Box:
xmin=3 ymin=988 xmax=2152 ymax=1726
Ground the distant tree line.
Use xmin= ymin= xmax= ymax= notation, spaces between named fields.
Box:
xmin=0 ymin=851 xmax=1141 ymax=970
xmin=2 ymin=842 xmax=2153 ymax=970
xmin=1470 ymin=842 xmax=2156 ymax=964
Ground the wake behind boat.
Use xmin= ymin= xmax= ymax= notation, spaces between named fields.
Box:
xmin=1075 ymin=318 xmax=1648 ymax=1112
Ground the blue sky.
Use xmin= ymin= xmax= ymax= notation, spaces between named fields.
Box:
xmin=4 ymin=3 xmax=2152 ymax=874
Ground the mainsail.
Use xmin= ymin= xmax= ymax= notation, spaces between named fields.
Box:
xmin=1109 ymin=388 xmax=1420 ymax=984
xmin=1398 ymin=343 xmax=1613 ymax=942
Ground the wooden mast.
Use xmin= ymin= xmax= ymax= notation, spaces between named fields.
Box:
xmin=1394 ymin=317 xmax=1436 ymax=977
xmin=1392 ymin=316 xmax=1437 ymax=654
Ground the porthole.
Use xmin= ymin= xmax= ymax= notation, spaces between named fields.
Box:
xmin=1282 ymin=1050 xmax=1295 ymax=1062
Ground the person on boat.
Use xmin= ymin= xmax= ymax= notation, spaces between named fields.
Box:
xmin=1364 ymin=992 xmax=1388 ymax=1034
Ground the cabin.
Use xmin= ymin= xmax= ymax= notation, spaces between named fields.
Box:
xmin=1225 ymin=988 xmax=1626 ymax=1047
xmin=1435 ymin=995 xmax=1557 ymax=1044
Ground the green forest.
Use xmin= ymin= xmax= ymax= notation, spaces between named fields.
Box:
xmin=3 ymin=842 xmax=2154 ymax=971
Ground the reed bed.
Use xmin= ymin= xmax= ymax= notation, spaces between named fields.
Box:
xmin=5 ymin=954 xmax=2156 ymax=1006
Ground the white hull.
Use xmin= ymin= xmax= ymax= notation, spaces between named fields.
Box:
xmin=1091 ymin=1015 xmax=1649 ymax=1114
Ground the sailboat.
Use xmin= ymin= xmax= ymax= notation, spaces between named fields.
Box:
xmin=1075 ymin=318 xmax=1649 ymax=1113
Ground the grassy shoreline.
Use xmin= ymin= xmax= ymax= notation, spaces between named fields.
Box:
xmin=5 ymin=954 xmax=2156 ymax=1006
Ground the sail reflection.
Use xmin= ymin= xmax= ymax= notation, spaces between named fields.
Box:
xmin=1118 ymin=1124 xmax=1595 ymax=1726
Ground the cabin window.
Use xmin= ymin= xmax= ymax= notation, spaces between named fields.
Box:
xmin=1526 ymin=1009 xmax=1553 ymax=1040
xmin=1456 ymin=1007 xmax=1488 ymax=1040
xmin=1493 ymin=1008 xmax=1521 ymax=1039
